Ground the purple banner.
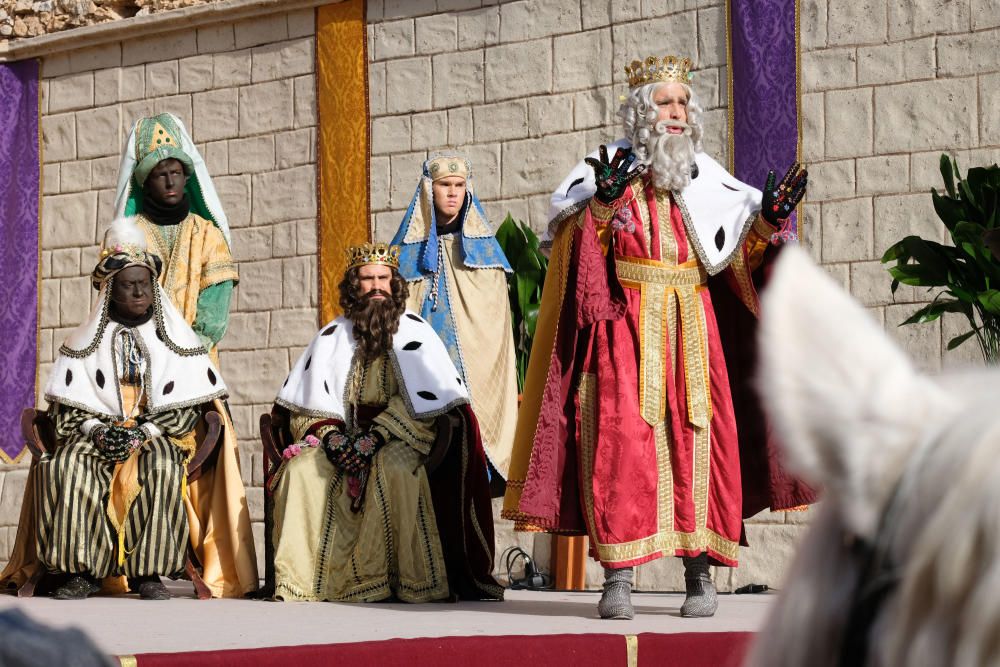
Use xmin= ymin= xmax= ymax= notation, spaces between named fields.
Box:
xmin=0 ymin=59 xmax=40 ymax=463
xmin=728 ymin=0 xmax=799 ymax=231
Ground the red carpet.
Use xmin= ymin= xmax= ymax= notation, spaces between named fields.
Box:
xmin=128 ymin=632 xmax=752 ymax=666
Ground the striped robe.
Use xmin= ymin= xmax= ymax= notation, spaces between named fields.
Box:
xmin=36 ymin=401 xmax=199 ymax=579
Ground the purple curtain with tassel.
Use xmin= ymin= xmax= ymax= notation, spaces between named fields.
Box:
xmin=0 ymin=59 xmax=40 ymax=463
xmin=728 ymin=0 xmax=800 ymax=233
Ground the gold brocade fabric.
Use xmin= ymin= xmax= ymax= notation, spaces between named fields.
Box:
xmin=184 ymin=398 xmax=259 ymax=598
xmin=271 ymin=354 xmax=448 ymax=602
xmin=615 ymin=257 xmax=710 ymax=429
xmin=406 ymin=236 xmax=518 ymax=478
xmin=137 ymin=213 xmax=238 ymax=365
xmin=137 ymin=214 xmax=256 ymax=597
xmin=317 ymin=0 xmax=371 ymax=323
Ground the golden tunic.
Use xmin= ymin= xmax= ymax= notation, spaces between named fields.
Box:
xmin=270 ymin=354 xmax=449 ymax=602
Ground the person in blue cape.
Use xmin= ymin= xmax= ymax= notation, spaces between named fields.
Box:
xmin=390 ymin=155 xmax=517 ymax=489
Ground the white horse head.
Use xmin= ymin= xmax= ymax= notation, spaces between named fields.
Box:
xmin=746 ymin=246 xmax=1000 ymax=667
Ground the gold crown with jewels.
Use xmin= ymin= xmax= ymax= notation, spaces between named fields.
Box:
xmin=625 ymin=55 xmax=694 ymax=88
xmin=347 ymin=242 xmax=400 ymax=270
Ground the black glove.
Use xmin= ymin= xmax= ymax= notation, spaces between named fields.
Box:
xmin=584 ymin=145 xmax=646 ymax=205
xmin=93 ymin=425 xmax=145 ymax=463
xmin=324 ymin=429 xmax=385 ymax=476
xmin=761 ymin=162 xmax=808 ymax=224
xmin=323 ymin=431 xmax=353 ymax=471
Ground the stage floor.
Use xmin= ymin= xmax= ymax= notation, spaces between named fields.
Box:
xmin=0 ymin=581 xmax=774 ymax=657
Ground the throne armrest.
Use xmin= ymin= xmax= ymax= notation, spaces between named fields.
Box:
xmin=20 ymin=408 xmax=55 ymax=459
xmin=187 ymin=410 xmax=222 ymax=481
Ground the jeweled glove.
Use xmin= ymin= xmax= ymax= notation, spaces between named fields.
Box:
xmin=324 ymin=429 xmax=385 ymax=477
xmin=585 ymin=145 xmax=646 ymax=205
xmin=323 ymin=431 xmax=354 ymax=471
xmin=93 ymin=425 xmax=145 ymax=463
xmin=761 ymin=162 xmax=808 ymax=224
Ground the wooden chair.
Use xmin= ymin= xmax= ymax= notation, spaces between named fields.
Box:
xmin=257 ymin=405 xmax=457 ymax=596
xmin=17 ymin=406 xmax=223 ymax=599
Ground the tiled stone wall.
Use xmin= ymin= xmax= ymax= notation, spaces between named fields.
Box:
xmin=799 ymin=0 xmax=1000 ymax=373
xmin=3 ymin=0 xmax=999 ymax=594
xmin=0 ymin=9 xmax=318 ymax=579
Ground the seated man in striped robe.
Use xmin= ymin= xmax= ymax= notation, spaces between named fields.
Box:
xmin=26 ymin=218 xmax=230 ymax=600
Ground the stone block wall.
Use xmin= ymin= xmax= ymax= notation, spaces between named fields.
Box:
xmin=3 ymin=0 xmax=999 ymax=594
xmin=0 ymin=9 xmax=319 ymax=580
xmin=799 ymin=0 xmax=1000 ymax=373
xmin=367 ymin=0 xmax=733 ymax=242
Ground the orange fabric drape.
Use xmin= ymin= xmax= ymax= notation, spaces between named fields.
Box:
xmin=317 ymin=0 xmax=371 ymax=323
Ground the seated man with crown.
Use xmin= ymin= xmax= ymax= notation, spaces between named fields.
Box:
xmin=503 ymin=55 xmax=815 ymax=619
xmin=269 ymin=242 xmax=503 ymax=603
xmin=0 ymin=218 xmax=241 ymax=600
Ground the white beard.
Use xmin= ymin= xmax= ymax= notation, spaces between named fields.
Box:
xmin=645 ymin=122 xmax=696 ymax=192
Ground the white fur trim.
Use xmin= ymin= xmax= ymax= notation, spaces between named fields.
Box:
xmin=276 ymin=310 xmax=470 ymax=421
xmin=545 ymin=139 xmax=762 ymax=275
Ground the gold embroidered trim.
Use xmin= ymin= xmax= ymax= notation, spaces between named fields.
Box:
xmin=655 ymin=189 xmax=678 ymax=265
xmin=578 ymin=373 xmax=735 ymax=564
xmin=677 ymin=286 xmax=712 ymax=429
xmin=578 ymin=372 xmax=599 ymax=539
xmin=655 ymin=421 xmax=674 ymax=534
xmin=752 ymin=211 xmax=776 ymax=239
xmin=666 ymin=290 xmax=678 ymax=380
xmin=634 ymin=179 xmax=652 ymax=246
xmin=626 ymin=635 xmax=638 ymax=667
xmin=592 ymin=525 xmax=740 ymax=564
xmin=727 ymin=245 xmax=759 ymax=317
xmin=637 ymin=284 xmax=664 ymax=425
xmin=589 ymin=197 xmax=617 ymax=224
xmin=617 ymin=257 xmax=710 ymax=429
xmin=615 ymin=257 xmax=707 ymax=288
xmin=693 ymin=422 xmax=711 ymax=532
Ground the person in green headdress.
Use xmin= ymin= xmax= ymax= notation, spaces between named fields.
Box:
xmin=113 ymin=112 xmax=237 ymax=361
xmin=109 ymin=113 xmax=258 ymax=599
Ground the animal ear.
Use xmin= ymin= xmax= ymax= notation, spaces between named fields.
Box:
xmin=757 ymin=246 xmax=952 ymax=538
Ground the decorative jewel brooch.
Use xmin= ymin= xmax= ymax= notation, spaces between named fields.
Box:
xmin=612 ymin=207 xmax=636 ymax=234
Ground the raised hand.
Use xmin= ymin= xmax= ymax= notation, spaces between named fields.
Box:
xmin=761 ymin=162 xmax=808 ymax=224
xmin=585 ymin=145 xmax=646 ymax=205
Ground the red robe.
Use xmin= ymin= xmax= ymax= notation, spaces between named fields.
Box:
xmin=504 ymin=173 xmax=814 ymax=568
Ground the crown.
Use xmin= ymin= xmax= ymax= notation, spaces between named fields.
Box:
xmin=347 ymin=242 xmax=400 ymax=270
xmin=624 ymin=55 xmax=694 ymax=89
xmin=425 ymin=155 xmax=471 ymax=182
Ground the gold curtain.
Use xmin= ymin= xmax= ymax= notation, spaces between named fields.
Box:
xmin=317 ymin=0 xmax=371 ymax=323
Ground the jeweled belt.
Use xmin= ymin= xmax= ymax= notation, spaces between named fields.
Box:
xmin=615 ymin=256 xmax=711 ymax=428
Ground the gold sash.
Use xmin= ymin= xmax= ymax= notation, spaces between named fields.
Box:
xmin=616 ymin=257 xmax=710 ymax=428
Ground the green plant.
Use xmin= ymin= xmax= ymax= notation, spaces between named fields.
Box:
xmin=495 ymin=214 xmax=548 ymax=391
xmin=881 ymin=155 xmax=1000 ymax=361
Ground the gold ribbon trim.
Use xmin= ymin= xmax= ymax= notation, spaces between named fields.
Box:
xmin=616 ymin=257 xmax=711 ymax=428
xmin=578 ymin=373 xmax=736 ymax=564
xmin=625 ymin=634 xmax=638 ymax=667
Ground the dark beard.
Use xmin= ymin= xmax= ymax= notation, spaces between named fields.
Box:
xmin=347 ymin=290 xmax=405 ymax=362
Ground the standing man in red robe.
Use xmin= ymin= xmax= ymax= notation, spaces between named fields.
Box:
xmin=502 ymin=55 xmax=814 ymax=619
